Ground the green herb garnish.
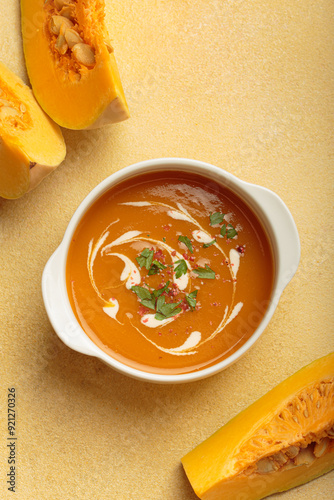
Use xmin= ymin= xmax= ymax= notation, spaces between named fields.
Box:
xmin=148 ymin=260 xmax=167 ymax=275
xmin=174 ymin=259 xmax=188 ymax=279
xmin=155 ymin=296 xmax=182 ymax=320
xmin=193 ymin=265 xmax=216 ymax=279
xmin=131 ymin=282 xmax=171 ymax=310
xmin=152 ymin=281 xmax=170 ymax=298
xmin=186 ymin=290 xmax=198 ymax=310
xmin=131 ymin=286 xmax=156 ymax=310
xmin=226 ymin=224 xmax=238 ymax=239
xmin=203 ymin=239 xmax=216 ymax=248
xmin=220 ymin=224 xmax=226 ymax=237
xmin=210 ymin=212 xmax=225 ymax=226
xmin=136 ymin=248 xmax=154 ymax=270
xmin=178 ymin=235 xmax=193 ymax=254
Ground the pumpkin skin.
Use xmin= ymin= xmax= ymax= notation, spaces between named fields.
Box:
xmin=182 ymin=352 xmax=334 ymax=500
xmin=0 ymin=61 xmax=66 ymax=199
xmin=21 ymin=0 xmax=129 ymax=130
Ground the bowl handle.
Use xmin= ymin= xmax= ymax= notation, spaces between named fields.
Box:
xmin=245 ymin=183 xmax=301 ymax=302
xmin=42 ymin=246 xmax=96 ymax=356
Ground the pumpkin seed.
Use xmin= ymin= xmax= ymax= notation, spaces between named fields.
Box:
xmin=314 ymin=438 xmax=330 ymax=458
xmin=0 ymin=106 xmax=20 ymax=119
xmin=0 ymin=98 xmax=12 ymax=107
xmin=20 ymin=104 xmax=26 ymax=114
xmin=54 ymin=0 xmax=73 ymax=9
xmin=65 ymin=28 xmax=83 ymax=49
xmin=72 ymin=43 xmax=95 ymax=67
xmin=50 ymin=15 xmax=73 ymax=35
xmin=272 ymin=452 xmax=288 ymax=466
xmin=256 ymin=458 xmax=276 ymax=474
xmin=294 ymin=447 xmax=316 ymax=467
xmin=285 ymin=445 xmax=300 ymax=458
xmin=105 ymin=41 xmax=113 ymax=53
xmin=59 ymin=6 xmax=74 ymax=20
xmin=55 ymin=32 xmax=68 ymax=55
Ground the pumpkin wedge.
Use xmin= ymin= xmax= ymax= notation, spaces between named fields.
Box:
xmin=0 ymin=61 xmax=66 ymax=199
xmin=21 ymin=0 xmax=129 ymax=130
xmin=182 ymin=352 xmax=334 ymax=500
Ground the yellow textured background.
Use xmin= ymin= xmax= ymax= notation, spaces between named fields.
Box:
xmin=0 ymin=1 xmax=333 ymax=499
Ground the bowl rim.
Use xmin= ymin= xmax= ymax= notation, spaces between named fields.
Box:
xmin=42 ymin=157 xmax=301 ymax=383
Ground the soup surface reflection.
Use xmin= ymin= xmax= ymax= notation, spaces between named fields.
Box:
xmin=66 ymin=171 xmax=274 ymax=374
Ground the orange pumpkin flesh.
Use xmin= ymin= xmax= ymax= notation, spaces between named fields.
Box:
xmin=21 ymin=0 xmax=129 ymax=130
xmin=182 ymin=352 xmax=334 ymax=500
xmin=0 ymin=61 xmax=66 ymax=199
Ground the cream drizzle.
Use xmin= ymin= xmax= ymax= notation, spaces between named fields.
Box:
xmin=103 ymin=298 xmax=121 ymax=323
xmin=167 ymin=210 xmax=193 ymax=223
xmin=169 ymin=331 xmax=201 ymax=352
xmin=192 ymin=230 xmax=213 ymax=244
xmin=229 ymin=248 xmax=240 ymax=278
xmin=102 ymin=230 xmax=142 ymax=254
xmin=107 ymin=253 xmax=141 ymax=289
xmin=86 ymin=201 xmax=243 ymax=356
xmin=140 ymin=314 xmax=176 ymax=328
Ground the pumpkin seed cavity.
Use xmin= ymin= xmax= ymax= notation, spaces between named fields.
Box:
xmin=238 ymin=380 xmax=334 ymax=478
xmin=0 ymin=81 xmax=30 ymax=131
xmin=45 ymin=0 xmax=114 ymax=78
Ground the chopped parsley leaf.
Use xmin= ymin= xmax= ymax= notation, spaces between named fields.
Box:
xmin=203 ymin=239 xmax=216 ymax=248
xmin=148 ymin=260 xmax=167 ymax=275
xmin=136 ymin=248 xmax=154 ymax=270
xmin=152 ymin=281 xmax=170 ymax=298
xmin=174 ymin=259 xmax=188 ymax=279
xmin=193 ymin=264 xmax=216 ymax=279
xmin=220 ymin=224 xmax=226 ymax=237
xmin=226 ymin=224 xmax=238 ymax=239
xmin=131 ymin=285 xmax=156 ymax=310
xmin=186 ymin=290 xmax=198 ymax=310
xmin=210 ymin=212 xmax=225 ymax=226
xmin=178 ymin=235 xmax=193 ymax=254
xmin=155 ymin=296 xmax=182 ymax=320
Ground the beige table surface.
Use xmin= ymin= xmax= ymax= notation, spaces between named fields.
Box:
xmin=1 ymin=1 xmax=333 ymax=499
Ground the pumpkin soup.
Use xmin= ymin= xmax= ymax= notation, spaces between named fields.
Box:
xmin=66 ymin=171 xmax=274 ymax=374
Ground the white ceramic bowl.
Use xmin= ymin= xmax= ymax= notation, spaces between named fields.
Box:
xmin=42 ymin=158 xmax=300 ymax=383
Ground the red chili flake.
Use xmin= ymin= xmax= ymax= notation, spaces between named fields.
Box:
xmin=163 ymin=225 xmax=171 ymax=231
xmin=154 ymin=249 xmax=164 ymax=260
xmin=169 ymin=329 xmax=173 ymax=333
xmin=171 ymin=250 xmax=176 ymax=257
xmin=189 ymin=256 xmax=195 ymax=262
xmin=226 ymin=238 xmax=231 ymax=244
xmin=143 ymin=318 xmax=148 ymax=323
xmin=237 ymin=245 xmax=245 ymax=254
xmin=138 ymin=306 xmax=149 ymax=316
xmin=183 ymin=253 xmax=189 ymax=260
xmin=158 ymin=332 xmax=162 ymax=336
